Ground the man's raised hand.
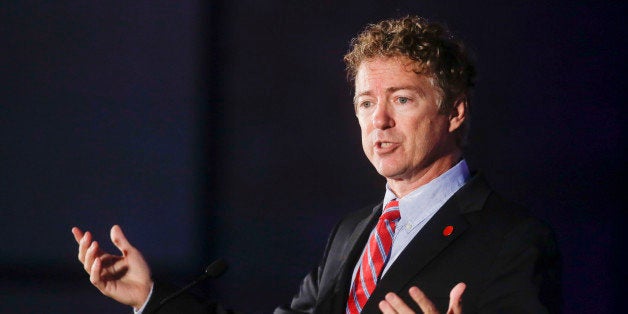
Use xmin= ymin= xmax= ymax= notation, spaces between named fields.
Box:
xmin=72 ymin=225 xmax=153 ymax=309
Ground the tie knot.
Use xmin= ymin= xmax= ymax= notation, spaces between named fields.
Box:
xmin=381 ymin=199 xmax=400 ymax=222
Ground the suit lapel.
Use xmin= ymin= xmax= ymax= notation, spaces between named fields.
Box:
xmin=339 ymin=204 xmax=381 ymax=267
xmin=315 ymin=203 xmax=381 ymax=313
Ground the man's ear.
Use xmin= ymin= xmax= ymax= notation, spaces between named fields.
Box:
xmin=448 ymin=97 xmax=467 ymax=133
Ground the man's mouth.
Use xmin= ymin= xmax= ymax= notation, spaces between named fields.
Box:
xmin=375 ymin=141 xmax=399 ymax=152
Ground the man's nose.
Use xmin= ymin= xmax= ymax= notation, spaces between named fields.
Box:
xmin=372 ymin=103 xmax=395 ymax=129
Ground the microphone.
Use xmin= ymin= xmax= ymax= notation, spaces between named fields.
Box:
xmin=146 ymin=258 xmax=228 ymax=313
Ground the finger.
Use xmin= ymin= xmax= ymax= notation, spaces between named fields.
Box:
xmin=71 ymin=227 xmax=84 ymax=243
xmin=90 ymin=256 xmax=104 ymax=290
xmin=110 ymin=225 xmax=133 ymax=256
xmin=379 ymin=300 xmax=398 ymax=314
xmin=446 ymin=282 xmax=466 ymax=314
xmin=409 ymin=286 xmax=439 ymax=314
xmin=84 ymin=241 xmax=100 ymax=273
xmin=78 ymin=231 xmax=92 ymax=263
xmin=383 ymin=292 xmax=415 ymax=314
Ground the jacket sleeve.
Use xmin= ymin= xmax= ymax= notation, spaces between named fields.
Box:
xmin=477 ymin=217 xmax=562 ymax=313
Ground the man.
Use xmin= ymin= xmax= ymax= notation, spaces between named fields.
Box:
xmin=72 ymin=16 xmax=560 ymax=313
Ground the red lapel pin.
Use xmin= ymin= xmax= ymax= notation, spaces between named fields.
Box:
xmin=442 ymin=225 xmax=454 ymax=236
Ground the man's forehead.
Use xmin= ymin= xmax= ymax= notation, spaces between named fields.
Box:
xmin=354 ymin=59 xmax=435 ymax=94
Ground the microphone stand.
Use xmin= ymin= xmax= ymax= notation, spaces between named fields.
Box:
xmin=145 ymin=258 xmax=228 ymax=314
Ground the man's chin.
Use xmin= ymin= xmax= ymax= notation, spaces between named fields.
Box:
xmin=375 ymin=166 xmax=406 ymax=181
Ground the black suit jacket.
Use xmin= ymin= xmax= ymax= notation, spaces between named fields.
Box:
xmin=145 ymin=174 xmax=560 ymax=313
xmin=275 ymin=174 xmax=560 ymax=313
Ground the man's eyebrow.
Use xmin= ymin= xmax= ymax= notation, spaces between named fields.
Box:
xmin=353 ymin=91 xmax=371 ymax=104
xmin=386 ymin=86 xmax=426 ymax=97
xmin=353 ymin=86 xmax=426 ymax=104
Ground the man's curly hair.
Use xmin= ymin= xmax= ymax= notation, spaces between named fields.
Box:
xmin=344 ymin=15 xmax=476 ymax=115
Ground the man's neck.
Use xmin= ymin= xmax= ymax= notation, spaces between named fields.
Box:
xmin=387 ymin=154 xmax=462 ymax=198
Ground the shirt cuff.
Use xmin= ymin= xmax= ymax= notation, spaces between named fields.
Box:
xmin=133 ymin=282 xmax=155 ymax=314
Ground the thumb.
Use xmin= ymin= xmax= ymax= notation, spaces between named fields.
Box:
xmin=110 ymin=224 xmax=134 ymax=255
xmin=447 ymin=282 xmax=466 ymax=314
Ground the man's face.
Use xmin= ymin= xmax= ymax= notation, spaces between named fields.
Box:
xmin=354 ymin=56 xmax=459 ymax=184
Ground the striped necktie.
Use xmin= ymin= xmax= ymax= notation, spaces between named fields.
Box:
xmin=346 ymin=199 xmax=401 ymax=313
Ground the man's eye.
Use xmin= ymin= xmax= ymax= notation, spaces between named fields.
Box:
xmin=398 ymin=97 xmax=409 ymax=104
xmin=360 ymin=101 xmax=373 ymax=108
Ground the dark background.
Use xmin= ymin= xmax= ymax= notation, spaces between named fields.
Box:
xmin=1 ymin=1 xmax=624 ymax=313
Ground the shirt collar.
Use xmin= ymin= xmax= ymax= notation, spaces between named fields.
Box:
xmin=382 ymin=159 xmax=471 ymax=231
